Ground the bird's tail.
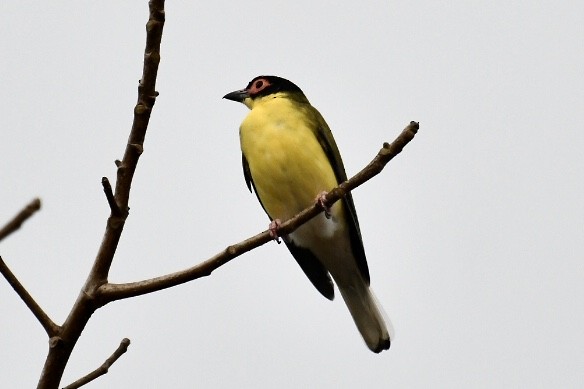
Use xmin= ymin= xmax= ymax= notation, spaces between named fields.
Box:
xmin=338 ymin=282 xmax=393 ymax=353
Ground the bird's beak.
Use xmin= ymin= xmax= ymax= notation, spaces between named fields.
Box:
xmin=223 ymin=89 xmax=249 ymax=102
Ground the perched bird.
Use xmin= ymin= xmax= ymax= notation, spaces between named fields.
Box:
xmin=224 ymin=76 xmax=392 ymax=352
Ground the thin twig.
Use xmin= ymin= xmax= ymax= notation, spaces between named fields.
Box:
xmin=99 ymin=121 xmax=419 ymax=302
xmin=0 ymin=256 xmax=60 ymax=337
xmin=0 ymin=198 xmax=41 ymax=242
xmin=62 ymin=338 xmax=131 ymax=389
xmin=101 ymin=177 xmax=121 ymax=216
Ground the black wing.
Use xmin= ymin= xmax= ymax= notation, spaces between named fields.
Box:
xmin=312 ymin=114 xmax=371 ymax=285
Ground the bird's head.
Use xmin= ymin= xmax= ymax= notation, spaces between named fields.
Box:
xmin=223 ymin=75 xmax=306 ymax=109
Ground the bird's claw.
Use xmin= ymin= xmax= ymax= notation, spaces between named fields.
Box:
xmin=269 ymin=219 xmax=282 ymax=244
xmin=316 ymin=191 xmax=331 ymax=219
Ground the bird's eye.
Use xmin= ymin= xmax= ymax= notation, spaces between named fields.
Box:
xmin=248 ymin=78 xmax=271 ymax=96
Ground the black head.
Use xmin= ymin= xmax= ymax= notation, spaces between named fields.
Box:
xmin=223 ymin=75 xmax=304 ymax=102
xmin=244 ymin=76 xmax=303 ymax=98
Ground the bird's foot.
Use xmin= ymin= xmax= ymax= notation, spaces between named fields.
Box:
xmin=316 ymin=191 xmax=331 ymax=219
xmin=269 ymin=219 xmax=282 ymax=244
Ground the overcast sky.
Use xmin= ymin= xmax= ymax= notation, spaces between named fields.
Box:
xmin=1 ymin=1 xmax=583 ymax=388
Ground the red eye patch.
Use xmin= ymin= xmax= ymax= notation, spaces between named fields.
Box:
xmin=248 ymin=78 xmax=271 ymax=96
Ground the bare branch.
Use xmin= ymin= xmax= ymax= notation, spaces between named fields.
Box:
xmin=36 ymin=2 xmax=166 ymax=388
xmin=0 ymin=256 xmax=60 ymax=337
xmin=86 ymin=0 xmax=165 ymax=287
xmin=62 ymin=338 xmax=131 ymax=389
xmin=99 ymin=121 xmax=419 ymax=302
xmin=0 ymin=198 xmax=41 ymax=242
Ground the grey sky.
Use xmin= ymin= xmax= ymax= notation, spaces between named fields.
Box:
xmin=1 ymin=1 xmax=583 ymax=387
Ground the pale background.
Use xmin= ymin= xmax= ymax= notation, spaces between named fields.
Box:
xmin=1 ymin=1 xmax=583 ymax=388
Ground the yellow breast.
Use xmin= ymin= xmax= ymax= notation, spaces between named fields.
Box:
xmin=240 ymin=96 xmax=340 ymax=222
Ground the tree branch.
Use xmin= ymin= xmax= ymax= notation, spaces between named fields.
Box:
xmin=98 ymin=121 xmax=419 ymax=303
xmin=86 ymin=0 xmax=165 ymax=287
xmin=62 ymin=338 xmax=131 ymax=389
xmin=0 ymin=198 xmax=41 ymax=242
xmin=0 ymin=256 xmax=60 ymax=337
xmin=36 ymin=2 xmax=165 ymax=388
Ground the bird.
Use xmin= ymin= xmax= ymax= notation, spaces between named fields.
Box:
xmin=223 ymin=75 xmax=392 ymax=352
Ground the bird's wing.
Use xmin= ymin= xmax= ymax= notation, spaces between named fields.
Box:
xmin=311 ymin=109 xmax=371 ymax=285
xmin=242 ymin=153 xmax=254 ymax=193
xmin=242 ymin=152 xmax=335 ymax=299
xmin=284 ymin=239 xmax=335 ymax=300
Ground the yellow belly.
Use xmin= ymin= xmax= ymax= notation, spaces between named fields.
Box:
xmin=240 ymin=98 xmax=340 ymax=222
